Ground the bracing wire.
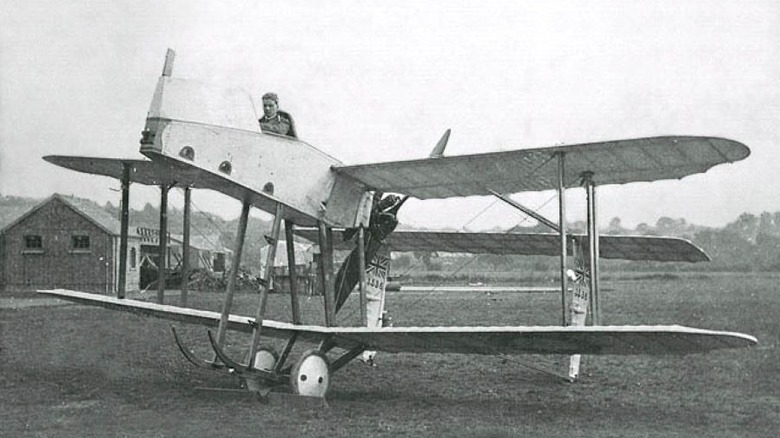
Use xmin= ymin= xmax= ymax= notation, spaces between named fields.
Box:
xmin=337 ymin=164 xmax=585 ymax=380
xmin=339 ymin=152 xmax=567 ymax=322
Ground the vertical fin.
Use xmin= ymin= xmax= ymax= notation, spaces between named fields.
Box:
xmin=429 ymin=129 xmax=451 ymax=158
xmin=162 ymin=48 xmax=176 ymax=77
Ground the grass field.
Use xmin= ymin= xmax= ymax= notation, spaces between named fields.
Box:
xmin=1 ymin=272 xmax=778 ymax=437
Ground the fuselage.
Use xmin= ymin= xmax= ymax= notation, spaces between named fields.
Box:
xmin=138 ymin=76 xmax=371 ymax=228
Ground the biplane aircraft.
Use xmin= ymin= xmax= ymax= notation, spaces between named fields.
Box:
xmin=39 ymin=50 xmax=757 ymax=399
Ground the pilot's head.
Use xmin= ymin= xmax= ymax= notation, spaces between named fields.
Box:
xmin=262 ymin=92 xmax=279 ymax=119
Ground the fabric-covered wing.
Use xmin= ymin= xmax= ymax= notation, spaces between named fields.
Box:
xmin=334 ymin=136 xmax=749 ymax=198
xmin=39 ymin=289 xmax=756 ymax=355
xmin=295 ymin=229 xmax=709 ymax=262
xmin=383 ymin=231 xmax=709 ymax=262
xmin=43 ymin=155 xmax=323 ymax=227
xmin=38 ymin=289 xmax=330 ymax=344
xmin=326 ymin=325 xmax=756 ymax=355
xmin=43 ymin=156 xmax=187 ymax=187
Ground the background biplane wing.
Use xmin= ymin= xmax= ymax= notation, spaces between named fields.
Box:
xmin=38 ymin=289 xmax=756 ymax=355
xmin=294 ymin=229 xmax=710 ymax=262
xmin=333 ymin=136 xmax=749 ymax=198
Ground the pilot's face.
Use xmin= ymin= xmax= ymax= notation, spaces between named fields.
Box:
xmin=262 ymin=99 xmax=278 ymax=118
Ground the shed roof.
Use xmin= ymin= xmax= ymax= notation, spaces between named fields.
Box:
xmin=0 ymin=204 xmax=35 ymax=231
xmin=57 ymin=195 xmax=124 ymax=235
xmin=169 ymin=233 xmax=229 ymax=253
xmin=1 ymin=194 xmax=139 ymax=239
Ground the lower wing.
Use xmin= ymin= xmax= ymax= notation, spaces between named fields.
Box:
xmin=39 ymin=289 xmax=756 ymax=355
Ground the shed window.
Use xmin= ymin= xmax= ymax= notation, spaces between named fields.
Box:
xmin=24 ymin=235 xmax=42 ymax=249
xmin=130 ymin=247 xmax=137 ymax=269
xmin=72 ymin=235 xmax=90 ymax=250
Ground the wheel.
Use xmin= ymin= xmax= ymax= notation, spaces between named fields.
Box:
xmin=290 ymin=349 xmax=330 ymax=398
xmin=252 ymin=346 xmax=278 ymax=371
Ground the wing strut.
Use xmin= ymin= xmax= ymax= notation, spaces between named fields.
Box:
xmin=284 ymin=220 xmax=302 ymax=324
xmin=247 ymin=203 xmax=284 ymax=367
xmin=157 ymin=184 xmax=170 ymax=304
xmin=557 ymin=152 xmax=568 ymax=326
xmin=488 ymin=190 xmax=560 ymax=232
xmin=181 ymin=187 xmax=192 ymax=307
xmin=318 ymin=222 xmax=337 ymax=326
xmin=493 ymin=156 xmax=569 ymax=325
xmin=215 ymin=200 xmax=251 ymax=348
xmin=583 ymin=172 xmax=601 ymax=325
xmin=117 ymin=163 xmax=131 ymax=299
xmin=438 ymin=132 xmax=569 ymax=325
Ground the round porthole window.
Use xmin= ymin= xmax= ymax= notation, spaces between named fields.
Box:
xmin=219 ymin=161 xmax=232 ymax=175
xmin=179 ymin=146 xmax=195 ymax=161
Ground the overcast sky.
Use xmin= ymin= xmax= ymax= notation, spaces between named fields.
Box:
xmin=2 ymin=1 xmax=779 ymax=231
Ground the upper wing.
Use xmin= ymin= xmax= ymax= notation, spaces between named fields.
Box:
xmin=43 ymin=156 xmax=184 ymax=186
xmin=43 ymin=154 xmax=326 ymax=227
xmin=39 ymin=289 xmax=756 ymax=355
xmin=334 ymin=136 xmax=749 ymax=198
xmin=295 ymin=229 xmax=709 ymax=262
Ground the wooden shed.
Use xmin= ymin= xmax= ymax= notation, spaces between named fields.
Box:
xmin=0 ymin=194 xmax=141 ymax=294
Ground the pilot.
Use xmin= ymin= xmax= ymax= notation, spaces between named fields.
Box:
xmin=258 ymin=92 xmax=297 ymax=138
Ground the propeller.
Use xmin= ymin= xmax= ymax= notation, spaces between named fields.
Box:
xmin=333 ymin=129 xmax=453 ymax=311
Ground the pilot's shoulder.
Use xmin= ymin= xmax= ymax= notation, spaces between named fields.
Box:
xmin=278 ymin=110 xmax=294 ymax=123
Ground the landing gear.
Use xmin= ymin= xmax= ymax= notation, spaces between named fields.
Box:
xmin=290 ymin=349 xmax=331 ymax=397
xmin=176 ymin=328 xmax=350 ymax=400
